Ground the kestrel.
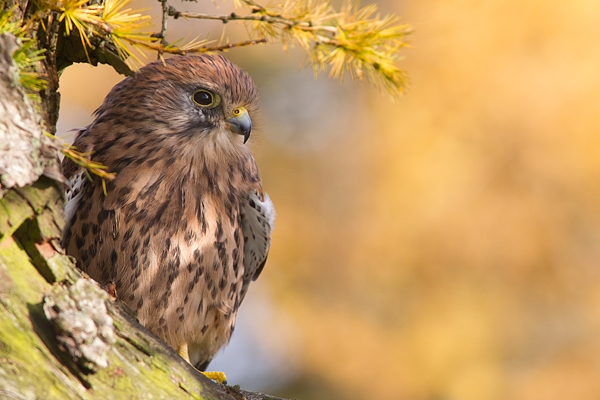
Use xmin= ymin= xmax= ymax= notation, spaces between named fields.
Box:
xmin=61 ymin=55 xmax=275 ymax=372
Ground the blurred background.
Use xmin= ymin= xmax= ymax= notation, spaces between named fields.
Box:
xmin=56 ymin=0 xmax=600 ymax=399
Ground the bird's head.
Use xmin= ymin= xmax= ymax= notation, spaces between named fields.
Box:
xmin=96 ymin=54 xmax=259 ymax=145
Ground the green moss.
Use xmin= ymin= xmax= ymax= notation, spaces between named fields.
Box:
xmin=0 ymin=236 xmax=48 ymax=302
xmin=46 ymin=252 xmax=81 ymax=283
xmin=0 ymin=190 xmax=35 ymax=241
xmin=0 ymin=238 xmax=85 ymax=398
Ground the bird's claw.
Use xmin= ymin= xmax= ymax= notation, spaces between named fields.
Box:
xmin=202 ymin=371 xmax=227 ymax=384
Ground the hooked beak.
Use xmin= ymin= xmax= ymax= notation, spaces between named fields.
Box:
xmin=227 ymin=107 xmax=252 ymax=143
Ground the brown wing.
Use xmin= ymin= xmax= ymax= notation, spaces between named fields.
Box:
xmin=239 ymin=189 xmax=275 ymax=301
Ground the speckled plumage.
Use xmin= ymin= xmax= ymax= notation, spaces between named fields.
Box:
xmin=62 ymin=55 xmax=274 ymax=370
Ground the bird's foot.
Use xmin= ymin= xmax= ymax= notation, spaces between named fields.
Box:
xmin=201 ymin=371 xmax=227 ymax=384
xmin=178 ymin=344 xmax=227 ymax=383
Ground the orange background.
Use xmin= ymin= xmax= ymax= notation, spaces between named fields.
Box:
xmin=57 ymin=1 xmax=600 ymax=398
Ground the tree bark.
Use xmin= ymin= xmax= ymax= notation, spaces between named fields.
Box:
xmin=0 ymin=33 xmax=288 ymax=400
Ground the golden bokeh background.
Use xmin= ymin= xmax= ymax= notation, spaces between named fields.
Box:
xmin=57 ymin=0 xmax=600 ymax=399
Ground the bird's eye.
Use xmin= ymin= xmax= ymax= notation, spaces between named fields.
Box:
xmin=193 ymin=90 xmax=215 ymax=107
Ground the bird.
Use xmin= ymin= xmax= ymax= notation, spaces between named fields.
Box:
xmin=61 ymin=54 xmax=275 ymax=373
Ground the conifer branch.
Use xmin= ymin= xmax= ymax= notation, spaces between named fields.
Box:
xmin=4 ymin=0 xmax=410 ymax=97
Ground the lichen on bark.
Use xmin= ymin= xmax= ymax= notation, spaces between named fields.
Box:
xmin=43 ymin=279 xmax=116 ymax=372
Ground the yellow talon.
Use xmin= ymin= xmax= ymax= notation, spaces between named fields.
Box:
xmin=178 ymin=343 xmax=227 ymax=383
xmin=201 ymin=371 xmax=228 ymax=384
xmin=178 ymin=343 xmax=190 ymax=362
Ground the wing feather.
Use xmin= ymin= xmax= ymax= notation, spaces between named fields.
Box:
xmin=240 ymin=190 xmax=275 ymax=299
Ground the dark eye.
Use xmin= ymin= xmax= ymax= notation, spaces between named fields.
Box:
xmin=193 ymin=90 xmax=214 ymax=107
